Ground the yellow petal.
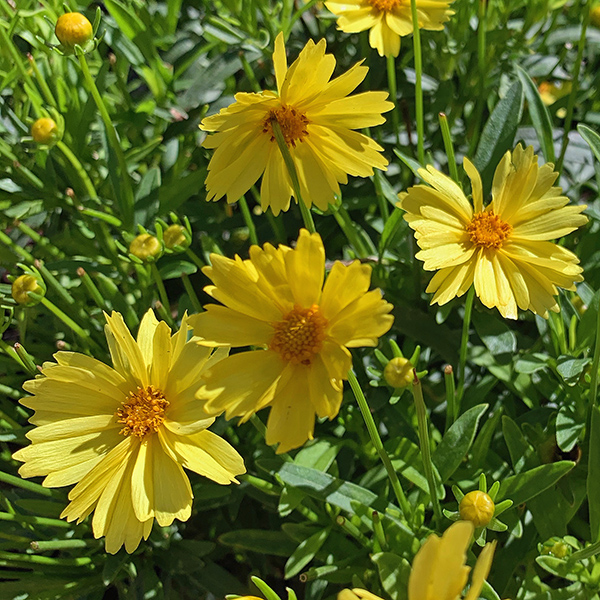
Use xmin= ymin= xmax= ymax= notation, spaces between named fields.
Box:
xmin=308 ymin=354 xmax=344 ymax=419
xmin=136 ymin=309 xmax=160 ymax=368
xmin=320 ymin=260 xmax=373 ymax=321
xmin=464 ymin=541 xmax=496 ymax=600
xmin=150 ymin=320 xmax=173 ymax=392
xmin=284 ymin=230 xmax=326 ymax=307
xmin=463 ymin=157 xmax=483 ymax=213
xmin=273 ymin=32 xmax=287 ymax=96
xmin=408 ymin=532 xmax=440 ymax=600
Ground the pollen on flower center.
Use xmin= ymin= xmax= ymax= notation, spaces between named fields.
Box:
xmin=367 ymin=0 xmax=403 ymax=11
xmin=116 ymin=385 xmax=169 ymax=438
xmin=263 ymin=105 xmax=310 ymax=148
xmin=269 ymin=304 xmax=328 ymax=365
xmin=466 ymin=211 xmax=512 ymax=249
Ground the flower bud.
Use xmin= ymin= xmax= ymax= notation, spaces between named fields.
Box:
xmin=129 ymin=234 xmax=161 ymax=261
xmin=55 ymin=12 xmax=93 ymax=50
xmin=383 ymin=356 xmax=413 ymax=388
xmin=31 ymin=118 xmax=61 ymax=145
xmin=11 ymin=274 xmax=45 ymax=307
xmin=163 ymin=224 xmax=189 ymax=250
xmin=459 ymin=490 xmax=495 ymax=528
xmin=592 ymin=6 xmax=600 ymax=28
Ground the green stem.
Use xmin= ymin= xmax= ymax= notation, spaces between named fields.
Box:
xmin=439 ymin=113 xmax=459 ymax=183
xmin=0 ymin=140 xmax=44 ymax=189
xmin=15 ymin=221 xmax=63 ymax=259
xmin=239 ymin=51 xmax=261 ymax=93
xmin=556 ymin=0 xmax=590 ymax=173
xmin=31 ymin=540 xmax=89 ymax=551
xmin=409 ymin=0 xmax=424 ymax=165
xmin=347 ymin=370 xmax=412 ymax=520
xmin=373 ymin=170 xmax=390 ymax=223
xmin=0 ymin=229 xmax=35 ymax=262
xmin=77 ymin=51 xmax=134 ymax=229
xmin=79 ymin=208 xmax=122 ymax=227
xmin=0 ymin=471 xmax=61 ymax=499
xmin=77 ymin=267 xmax=108 ymax=310
xmin=372 ymin=511 xmax=388 ymax=551
xmin=332 ymin=205 xmax=369 ymax=258
xmin=238 ymin=196 xmax=259 ymax=245
xmin=386 ymin=55 xmax=400 ymax=146
xmin=444 ymin=364 xmax=456 ymax=432
xmin=150 ymin=263 xmax=172 ymax=324
xmin=270 ymin=120 xmax=316 ymax=233
xmin=590 ymin=296 xmax=600 ymax=405
xmin=28 ymin=54 xmax=57 ymax=109
xmin=0 ymin=511 xmax=70 ymax=529
xmin=456 ymin=285 xmax=475 ymax=407
xmin=0 ymin=340 xmax=29 ymax=373
xmin=411 ymin=371 xmax=442 ymax=523
xmin=0 ymin=550 xmax=91 ymax=567
xmin=55 ymin=141 xmax=99 ymax=201
xmin=13 ymin=343 xmax=37 ymax=375
xmin=181 ymin=273 xmax=202 ymax=313
xmin=185 ymin=248 xmax=206 ymax=270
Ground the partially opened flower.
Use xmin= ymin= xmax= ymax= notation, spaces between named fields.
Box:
xmin=188 ymin=229 xmax=394 ymax=454
xmin=398 ymin=145 xmax=588 ymax=319
xmin=325 ymin=0 xmax=455 ymax=58
xmin=201 ymin=32 xmax=393 ymax=216
xmin=338 ymin=521 xmax=496 ymax=600
xmin=13 ymin=310 xmax=245 ymax=554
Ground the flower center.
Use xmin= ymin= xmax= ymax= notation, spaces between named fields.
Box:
xmin=269 ymin=304 xmax=328 ymax=365
xmin=466 ymin=211 xmax=512 ymax=249
xmin=116 ymin=385 xmax=169 ymax=438
xmin=263 ymin=105 xmax=310 ymax=148
xmin=367 ymin=0 xmax=403 ymax=11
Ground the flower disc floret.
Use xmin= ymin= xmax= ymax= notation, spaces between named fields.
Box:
xmin=55 ymin=12 xmax=93 ymax=50
xmin=116 ymin=386 xmax=169 ymax=438
xmin=269 ymin=305 xmax=328 ymax=364
xmin=466 ymin=212 xmax=512 ymax=249
xmin=263 ymin=105 xmax=310 ymax=147
xmin=459 ymin=490 xmax=495 ymax=528
xmin=368 ymin=0 xmax=402 ymax=10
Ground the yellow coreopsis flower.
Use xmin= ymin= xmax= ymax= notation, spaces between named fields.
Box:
xmin=325 ymin=0 xmax=454 ymax=58
xmin=338 ymin=521 xmax=495 ymax=600
xmin=188 ymin=229 xmax=394 ymax=454
xmin=201 ymin=32 xmax=393 ymax=216
xmin=13 ymin=310 xmax=245 ymax=554
xmin=397 ymin=145 xmax=588 ymax=319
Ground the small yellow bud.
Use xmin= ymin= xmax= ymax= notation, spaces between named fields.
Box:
xmin=31 ymin=118 xmax=60 ymax=145
xmin=549 ymin=541 xmax=569 ymax=558
xmin=383 ymin=356 xmax=414 ymax=388
xmin=55 ymin=12 xmax=93 ymax=50
xmin=459 ymin=490 xmax=495 ymax=528
xmin=129 ymin=234 xmax=161 ymax=261
xmin=592 ymin=6 xmax=600 ymax=28
xmin=163 ymin=224 xmax=189 ymax=250
xmin=11 ymin=275 xmax=45 ymax=306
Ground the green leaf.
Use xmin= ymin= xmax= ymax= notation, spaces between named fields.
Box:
xmin=433 ymin=403 xmax=488 ymax=482
xmin=158 ymin=260 xmax=197 ymax=280
xmin=578 ymin=123 xmax=600 ymax=164
xmin=498 ymin=461 xmax=575 ymax=506
xmin=514 ymin=352 xmax=550 ymax=374
xmin=536 ymin=555 xmax=589 ymax=583
xmin=294 ymin=439 xmax=341 ymax=472
xmin=472 ymin=311 xmax=517 ymax=363
xmin=556 ymin=356 xmax=591 ymax=386
xmin=515 ymin=65 xmax=555 ymax=163
xmin=393 ymin=148 xmax=422 ymax=175
xmin=379 ymin=208 xmax=405 ymax=256
xmin=588 ymin=406 xmax=600 ymax=541
xmin=284 ymin=527 xmax=330 ymax=579
xmin=371 ymin=553 xmax=411 ymax=600
xmin=218 ymin=530 xmax=296 ymax=557
xmin=502 ymin=415 xmax=532 ymax=473
xmin=556 ymin=404 xmax=585 ymax=453
xmin=473 ymin=80 xmax=524 ymax=196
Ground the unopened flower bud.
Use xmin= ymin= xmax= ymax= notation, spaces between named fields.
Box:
xmin=55 ymin=12 xmax=93 ymax=50
xmin=592 ymin=6 xmax=600 ymax=28
xmin=129 ymin=233 xmax=161 ymax=261
xmin=383 ymin=356 xmax=414 ymax=388
xmin=163 ymin=224 xmax=189 ymax=250
xmin=11 ymin=274 xmax=45 ymax=306
xmin=459 ymin=490 xmax=495 ymax=528
xmin=31 ymin=118 xmax=60 ymax=145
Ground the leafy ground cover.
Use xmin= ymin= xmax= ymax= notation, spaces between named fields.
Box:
xmin=1 ymin=0 xmax=600 ymax=599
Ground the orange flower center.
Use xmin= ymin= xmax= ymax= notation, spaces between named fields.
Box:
xmin=367 ymin=0 xmax=403 ymax=11
xmin=466 ymin=211 xmax=512 ymax=249
xmin=263 ymin=105 xmax=310 ymax=148
xmin=269 ymin=304 xmax=328 ymax=365
xmin=116 ymin=385 xmax=169 ymax=438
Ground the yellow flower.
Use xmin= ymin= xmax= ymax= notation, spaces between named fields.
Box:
xmin=188 ymin=229 xmax=394 ymax=454
xmin=325 ymin=0 xmax=455 ymax=58
xmin=339 ymin=521 xmax=496 ymax=600
xmin=398 ymin=145 xmax=588 ymax=319
xmin=12 ymin=310 xmax=245 ymax=554
xmin=201 ymin=32 xmax=393 ymax=216
xmin=55 ymin=12 xmax=94 ymax=50
xmin=31 ymin=117 xmax=61 ymax=145
xmin=459 ymin=490 xmax=495 ymax=528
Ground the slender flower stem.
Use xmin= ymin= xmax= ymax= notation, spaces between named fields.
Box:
xmin=332 ymin=205 xmax=369 ymax=258
xmin=271 ymin=120 xmax=316 ymax=233
xmin=444 ymin=364 xmax=456 ymax=432
xmin=238 ymin=196 xmax=259 ymax=245
xmin=372 ymin=511 xmax=388 ymax=551
xmin=77 ymin=51 xmax=135 ymax=229
xmin=411 ymin=370 xmax=442 ymax=523
xmin=456 ymin=285 xmax=476 ymax=407
xmin=56 ymin=141 xmax=99 ymax=202
xmin=28 ymin=54 xmax=57 ymax=109
xmin=185 ymin=248 xmax=205 ymax=270
xmin=386 ymin=55 xmax=400 ymax=146
xmin=0 ymin=511 xmax=71 ymax=529
xmin=409 ymin=0 xmax=425 ymax=165
xmin=347 ymin=369 xmax=412 ymax=519
xmin=181 ymin=273 xmax=202 ymax=313
xmin=13 ymin=343 xmax=37 ymax=375
xmin=589 ymin=297 xmax=600 ymax=405
xmin=439 ymin=113 xmax=459 ymax=183
xmin=0 ymin=340 xmax=29 ymax=373
xmin=556 ymin=0 xmax=590 ymax=173
xmin=77 ymin=267 xmax=108 ymax=310
xmin=0 ymin=550 xmax=92 ymax=567
xmin=0 ymin=471 xmax=61 ymax=498
xmin=0 ymin=230 xmax=35 ymax=263
xmin=31 ymin=540 xmax=89 ymax=552
xmin=150 ymin=263 xmax=172 ymax=324
xmin=15 ymin=221 xmax=63 ymax=259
